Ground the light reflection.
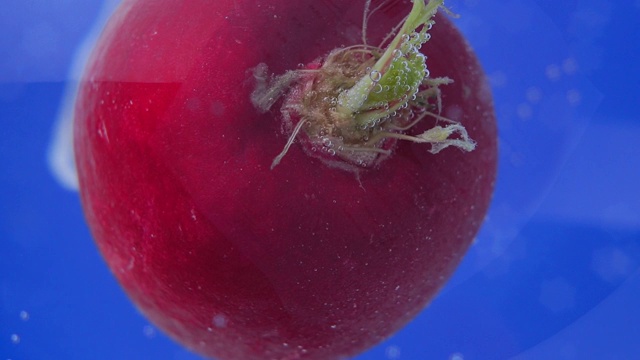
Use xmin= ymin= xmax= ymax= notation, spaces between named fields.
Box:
xmin=46 ymin=0 xmax=120 ymax=191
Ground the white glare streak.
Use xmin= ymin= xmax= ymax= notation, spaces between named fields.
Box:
xmin=47 ymin=0 xmax=121 ymax=191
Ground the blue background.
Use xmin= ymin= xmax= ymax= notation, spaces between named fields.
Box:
xmin=2 ymin=0 xmax=639 ymax=359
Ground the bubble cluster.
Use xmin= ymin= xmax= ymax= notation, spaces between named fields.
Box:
xmin=261 ymin=0 xmax=452 ymax=171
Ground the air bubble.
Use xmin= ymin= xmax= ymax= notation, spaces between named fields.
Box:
xmin=143 ymin=325 xmax=157 ymax=338
xmin=392 ymin=49 xmax=403 ymax=59
xmin=212 ymin=314 xmax=228 ymax=328
xmin=425 ymin=69 xmax=430 ymax=78
xmin=328 ymin=149 xmax=336 ymax=156
xmin=369 ymin=70 xmax=382 ymax=82
xmin=373 ymin=84 xmax=383 ymax=93
xmin=401 ymin=34 xmax=410 ymax=42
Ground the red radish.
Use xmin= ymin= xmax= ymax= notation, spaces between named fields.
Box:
xmin=74 ymin=0 xmax=497 ymax=359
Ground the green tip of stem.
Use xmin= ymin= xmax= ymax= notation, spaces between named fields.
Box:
xmin=336 ymin=0 xmax=445 ymax=128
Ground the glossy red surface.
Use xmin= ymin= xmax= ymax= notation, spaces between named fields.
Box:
xmin=74 ymin=1 xmax=497 ymax=359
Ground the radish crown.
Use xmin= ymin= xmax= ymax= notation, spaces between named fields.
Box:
xmin=252 ymin=0 xmax=476 ymax=171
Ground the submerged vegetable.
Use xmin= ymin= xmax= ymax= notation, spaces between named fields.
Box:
xmin=74 ymin=0 xmax=497 ymax=359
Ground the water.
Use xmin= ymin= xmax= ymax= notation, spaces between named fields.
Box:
xmin=2 ymin=0 xmax=639 ymax=359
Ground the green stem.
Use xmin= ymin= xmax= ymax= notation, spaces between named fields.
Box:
xmin=336 ymin=0 xmax=443 ymax=117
